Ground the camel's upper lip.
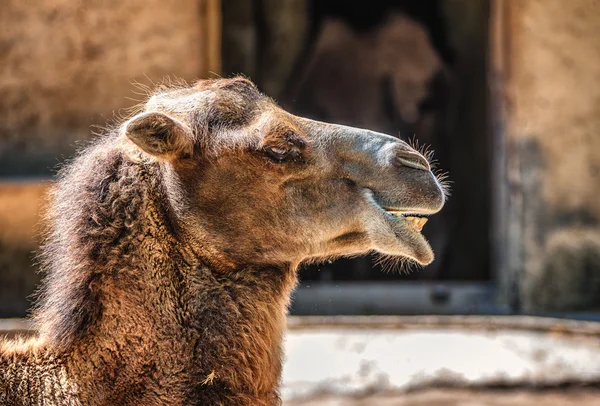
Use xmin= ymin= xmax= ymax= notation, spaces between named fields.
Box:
xmin=382 ymin=207 xmax=440 ymax=216
xmin=362 ymin=189 xmax=441 ymax=220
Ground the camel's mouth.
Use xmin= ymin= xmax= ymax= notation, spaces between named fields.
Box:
xmin=380 ymin=208 xmax=435 ymax=264
xmin=360 ymin=188 xmax=443 ymax=265
xmin=385 ymin=211 xmax=429 ymax=233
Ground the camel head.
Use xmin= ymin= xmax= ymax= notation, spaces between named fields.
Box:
xmin=122 ymin=77 xmax=447 ymax=269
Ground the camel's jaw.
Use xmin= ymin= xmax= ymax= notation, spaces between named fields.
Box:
xmin=384 ymin=209 xmax=436 ymax=265
xmin=362 ymin=189 xmax=443 ymax=265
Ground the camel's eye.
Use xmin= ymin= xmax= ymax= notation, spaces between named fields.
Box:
xmin=264 ymin=145 xmax=291 ymax=161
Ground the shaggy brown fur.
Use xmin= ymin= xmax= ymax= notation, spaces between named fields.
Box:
xmin=0 ymin=77 xmax=446 ymax=405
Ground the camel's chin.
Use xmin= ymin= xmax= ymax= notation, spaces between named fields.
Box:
xmin=373 ymin=234 xmax=434 ymax=265
xmin=368 ymin=212 xmax=435 ymax=266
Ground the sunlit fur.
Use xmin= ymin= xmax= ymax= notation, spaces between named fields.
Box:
xmin=0 ymin=77 xmax=445 ymax=405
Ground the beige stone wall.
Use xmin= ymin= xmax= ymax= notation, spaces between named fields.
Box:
xmin=0 ymin=0 xmax=211 ymax=174
xmin=501 ymin=0 xmax=600 ymax=311
xmin=0 ymin=0 xmax=217 ymax=315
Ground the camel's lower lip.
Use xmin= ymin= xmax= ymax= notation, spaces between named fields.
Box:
xmin=380 ymin=207 xmax=434 ymax=264
xmin=362 ymin=188 xmax=436 ymax=264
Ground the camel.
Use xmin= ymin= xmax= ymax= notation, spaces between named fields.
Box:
xmin=0 ymin=77 xmax=446 ymax=405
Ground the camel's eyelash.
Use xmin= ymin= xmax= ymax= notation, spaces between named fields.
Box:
xmin=263 ymin=145 xmax=291 ymax=161
xmin=262 ymin=145 xmax=302 ymax=163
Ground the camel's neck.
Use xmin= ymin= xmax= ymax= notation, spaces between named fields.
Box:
xmin=2 ymin=260 xmax=297 ymax=406
xmin=21 ymin=146 xmax=298 ymax=405
xmin=65 ymin=244 xmax=298 ymax=405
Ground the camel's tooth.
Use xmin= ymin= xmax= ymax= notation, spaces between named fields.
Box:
xmin=402 ymin=216 xmax=428 ymax=231
xmin=389 ymin=214 xmax=428 ymax=232
xmin=406 ymin=216 xmax=418 ymax=229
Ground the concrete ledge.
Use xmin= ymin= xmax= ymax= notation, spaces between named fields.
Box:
xmin=285 ymin=388 xmax=600 ymax=406
xmin=3 ymin=316 xmax=600 ymax=402
xmin=282 ymin=316 xmax=600 ymax=400
xmin=287 ymin=314 xmax=600 ymax=335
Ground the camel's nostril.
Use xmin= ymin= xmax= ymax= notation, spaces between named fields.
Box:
xmin=396 ymin=150 xmax=431 ymax=171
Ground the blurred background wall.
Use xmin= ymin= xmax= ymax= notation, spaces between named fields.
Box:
xmin=0 ymin=0 xmax=219 ymax=315
xmin=493 ymin=0 xmax=600 ymax=312
xmin=1 ymin=0 xmax=221 ymax=175
xmin=0 ymin=0 xmax=598 ymax=317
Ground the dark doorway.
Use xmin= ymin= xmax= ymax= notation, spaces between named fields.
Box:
xmin=222 ymin=0 xmax=491 ymax=287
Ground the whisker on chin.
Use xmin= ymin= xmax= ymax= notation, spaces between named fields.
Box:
xmin=372 ymin=253 xmax=422 ymax=275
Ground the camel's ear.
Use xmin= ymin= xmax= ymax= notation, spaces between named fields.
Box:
xmin=124 ymin=112 xmax=193 ymax=159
